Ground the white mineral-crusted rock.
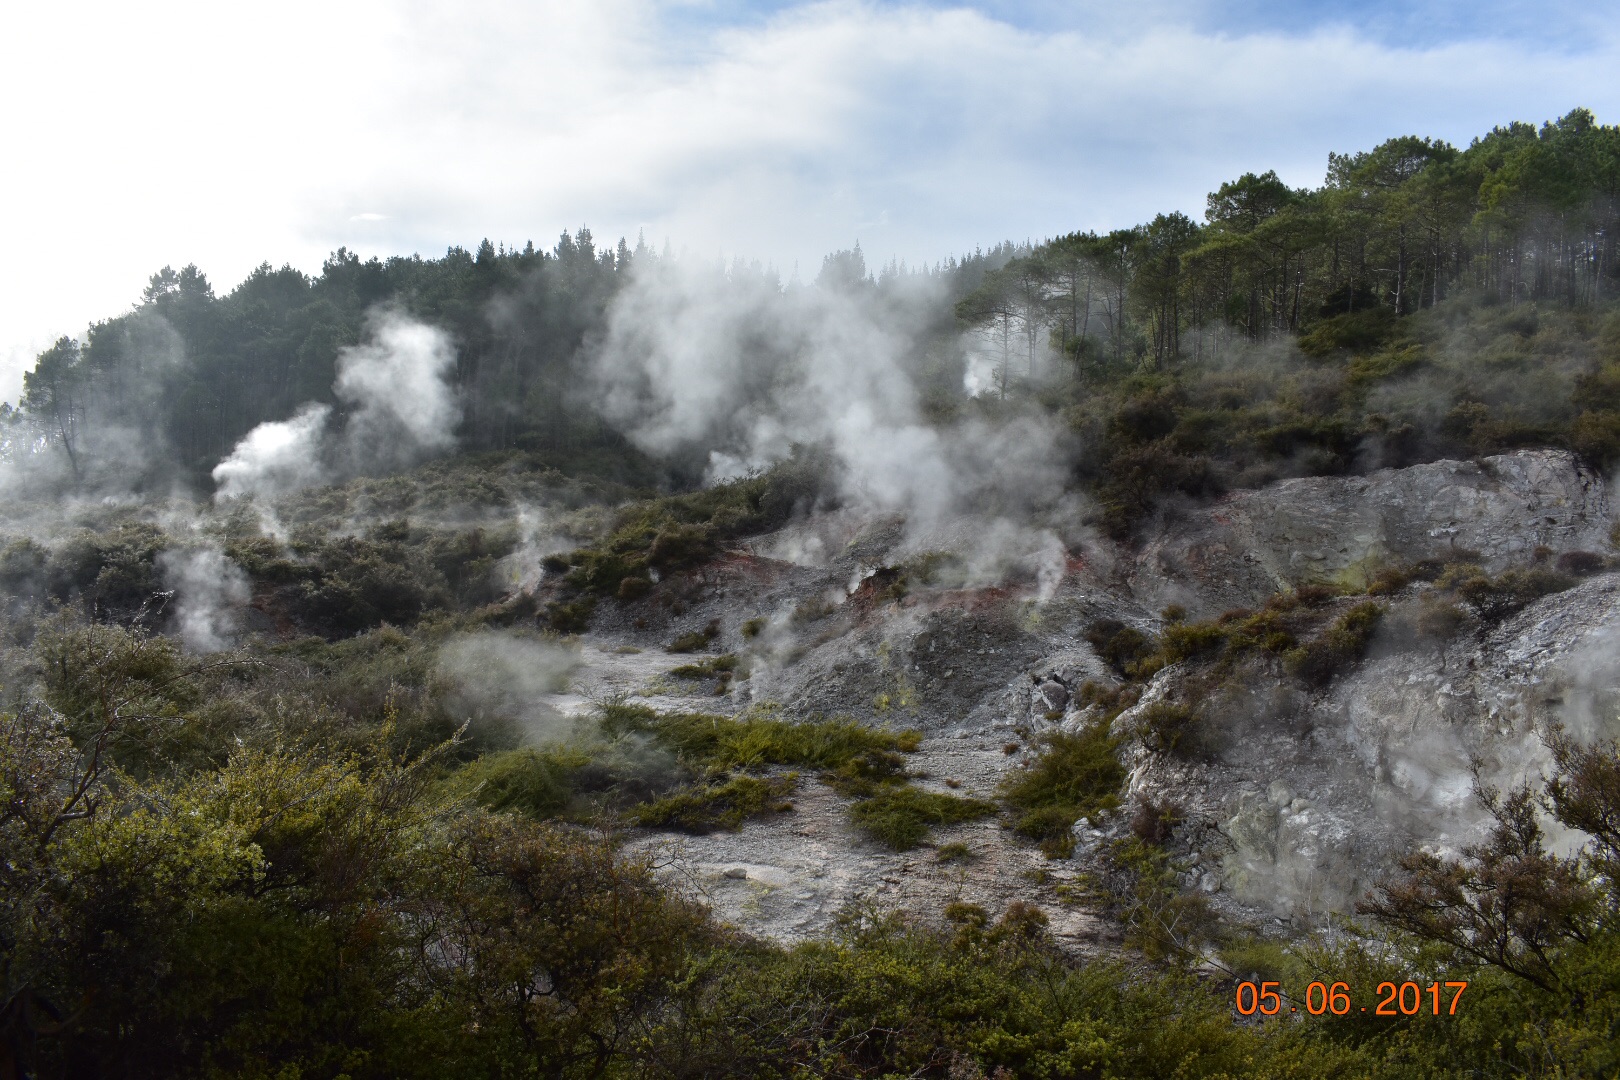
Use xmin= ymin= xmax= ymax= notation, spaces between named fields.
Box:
xmin=1126 ymin=572 xmax=1620 ymax=926
xmin=1134 ymin=449 xmax=1611 ymax=612
xmin=548 ymin=450 xmax=1615 ymax=944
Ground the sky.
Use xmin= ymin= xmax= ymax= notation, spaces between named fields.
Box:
xmin=1 ymin=0 xmax=1617 ymax=404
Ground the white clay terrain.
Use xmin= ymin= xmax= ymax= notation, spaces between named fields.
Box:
xmin=511 ymin=448 xmax=1618 ymax=946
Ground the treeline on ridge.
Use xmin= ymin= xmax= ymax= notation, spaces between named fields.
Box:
xmin=3 ymin=108 xmax=1619 ymax=525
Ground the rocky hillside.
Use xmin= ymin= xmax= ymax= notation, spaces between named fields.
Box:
xmin=511 ymin=448 xmax=1617 ymax=944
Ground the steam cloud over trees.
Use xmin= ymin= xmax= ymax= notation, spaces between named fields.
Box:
xmin=2 ymin=109 xmax=1620 ymax=1079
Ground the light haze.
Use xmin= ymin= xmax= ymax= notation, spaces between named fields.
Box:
xmin=2 ymin=0 xmax=1616 ymax=401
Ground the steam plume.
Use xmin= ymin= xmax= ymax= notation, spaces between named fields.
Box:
xmin=212 ymin=312 xmax=458 ymax=501
xmin=592 ymin=258 xmax=1071 ymax=533
xmin=159 ymin=546 xmax=251 ymax=653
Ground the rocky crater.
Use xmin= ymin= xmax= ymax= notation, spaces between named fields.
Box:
xmin=544 ymin=449 xmax=1617 ymax=944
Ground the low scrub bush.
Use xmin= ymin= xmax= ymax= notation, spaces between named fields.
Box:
xmin=600 ymin=702 xmax=919 ymax=775
xmin=447 ymin=746 xmax=586 ymax=819
xmin=848 ymin=785 xmax=995 ymax=850
xmin=545 ymin=596 xmax=595 ymax=633
xmin=1285 ymin=600 xmax=1384 ymax=687
xmin=1095 ymin=442 xmax=1221 ymax=538
xmin=632 ymin=773 xmax=796 ymax=831
xmin=1138 ymin=701 xmax=1199 ymax=756
xmin=545 ymin=452 xmax=829 ymax=600
xmin=1439 ymin=564 xmax=1575 ymax=620
xmin=1085 ymin=619 xmax=1156 ymax=677
xmin=1415 ymin=594 xmax=1471 ymax=641
xmin=1130 ymin=798 xmax=1184 ymax=845
xmin=1555 ymin=549 xmax=1609 ymax=576
xmin=1087 ymin=836 xmax=1218 ymax=964
xmin=1297 ymin=307 xmax=1398 ymax=358
xmin=1000 ymin=723 xmax=1125 ymax=857
xmin=667 ymin=618 xmax=720 ymax=653
xmin=669 ymin=653 xmax=739 ymax=679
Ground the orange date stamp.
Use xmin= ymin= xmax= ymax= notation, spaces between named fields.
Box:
xmin=1234 ymin=980 xmax=1468 ymax=1017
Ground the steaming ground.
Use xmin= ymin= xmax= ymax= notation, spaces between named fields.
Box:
xmin=1 ymin=444 xmax=1614 ymax=950
xmin=212 ymin=312 xmax=459 ymax=503
xmin=486 ymin=447 xmax=1615 ymax=944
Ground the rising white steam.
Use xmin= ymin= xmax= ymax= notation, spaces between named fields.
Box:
xmin=159 ymin=546 xmax=251 ymax=653
xmin=211 ymin=312 xmax=458 ymax=501
xmin=211 ymin=403 xmax=333 ymax=500
xmin=436 ymin=631 xmax=580 ymax=743
xmin=333 ymin=314 xmax=459 ymax=467
xmin=592 ymin=259 xmax=1070 ymax=536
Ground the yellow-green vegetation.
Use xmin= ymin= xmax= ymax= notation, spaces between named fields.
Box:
xmin=9 ymin=553 xmax=1620 ymax=1078
xmin=602 ymin=702 xmax=920 ymax=772
xmin=670 ymin=652 xmax=738 ymax=676
xmin=668 ymin=652 xmax=740 ymax=679
xmin=632 ymin=773 xmax=795 ymax=831
xmin=999 ymin=723 xmax=1126 ymax=857
xmin=1087 ymin=835 xmax=1219 ymax=963
xmin=542 ymin=452 xmax=827 ymax=606
xmin=1432 ymin=561 xmax=1577 ymax=620
xmin=443 ymin=746 xmax=586 ymax=819
xmin=598 ymin=701 xmax=987 ymax=845
xmin=1137 ymin=701 xmax=1200 ymax=756
xmin=858 ymin=551 xmax=970 ymax=603
xmin=1283 ymin=599 xmax=1386 ymax=687
xmin=848 ymin=786 xmax=996 ymax=850
xmin=666 ymin=619 xmax=720 ymax=653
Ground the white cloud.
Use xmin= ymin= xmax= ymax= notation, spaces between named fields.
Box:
xmin=2 ymin=0 xmax=1618 ymax=402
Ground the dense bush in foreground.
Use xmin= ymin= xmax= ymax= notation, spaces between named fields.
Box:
xmin=4 ymin=611 xmax=1620 ymax=1078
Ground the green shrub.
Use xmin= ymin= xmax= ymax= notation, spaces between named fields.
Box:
xmin=600 ymin=703 xmax=919 ymax=775
xmin=1089 ymin=836 xmax=1218 ymax=964
xmin=1000 ymin=723 xmax=1125 ymax=857
xmin=1442 ymin=564 xmax=1576 ymax=620
xmin=1095 ymin=442 xmax=1220 ymax=538
xmin=545 ymin=596 xmax=595 ymax=633
xmin=669 ymin=653 xmax=739 ymax=679
xmin=448 ymin=747 xmax=584 ymax=819
xmin=0 ymin=535 xmax=47 ymax=596
xmin=1285 ymin=600 xmax=1384 ymax=687
xmin=632 ymin=773 xmax=795 ymax=832
xmin=1297 ymin=308 xmax=1398 ymax=358
xmin=1085 ymin=619 xmax=1156 ymax=676
xmin=545 ymin=453 xmax=829 ymax=600
xmin=1415 ymin=594 xmax=1470 ymax=641
xmin=1138 ymin=701 xmax=1199 ymax=756
xmin=1158 ymin=621 xmax=1227 ymax=664
xmin=1130 ymin=798 xmax=1183 ymax=845
xmin=1571 ymin=408 xmax=1620 ymax=466
xmin=849 ymin=786 xmax=995 ymax=850
xmin=1344 ymin=342 xmax=1422 ymax=385
xmin=667 ymin=619 xmax=720 ymax=653
xmin=1555 ymin=550 xmax=1608 ymax=576
xmin=616 ymin=574 xmax=653 ymax=600
xmin=791 ymin=595 xmax=838 ymax=623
